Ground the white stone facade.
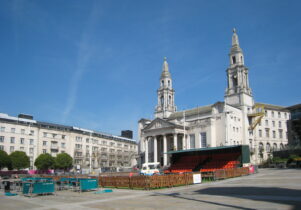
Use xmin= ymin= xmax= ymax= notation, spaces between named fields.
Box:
xmin=0 ymin=113 xmax=138 ymax=171
xmin=138 ymin=30 xmax=289 ymax=167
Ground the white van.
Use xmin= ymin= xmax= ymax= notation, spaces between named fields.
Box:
xmin=140 ymin=162 xmax=160 ymax=175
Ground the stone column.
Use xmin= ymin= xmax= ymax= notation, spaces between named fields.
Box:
xmin=187 ymin=134 xmax=190 ymax=149
xmin=182 ymin=134 xmax=186 ymax=150
xmin=173 ymin=133 xmax=178 ymax=151
xmin=154 ymin=136 xmax=158 ymax=163
xmin=145 ymin=137 xmax=149 ymax=164
xmin=163 ymin=135 xmax=167 ymax=166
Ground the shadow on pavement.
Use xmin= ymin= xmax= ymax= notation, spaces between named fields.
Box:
xmin=195 ymin=186 xmax=301 ymax=210
xmin=152 ymin=192 xmax=256 ymax=210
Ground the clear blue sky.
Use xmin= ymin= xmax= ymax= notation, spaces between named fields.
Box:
xmin=0 ymin=0 xmax=300 ymax=140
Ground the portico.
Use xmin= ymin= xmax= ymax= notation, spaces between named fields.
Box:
xmin=142 ymin=118 xmax=188 ymax=166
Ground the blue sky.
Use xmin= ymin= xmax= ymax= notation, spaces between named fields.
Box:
xmin=0 ymin=0 xmax=300 ymax=140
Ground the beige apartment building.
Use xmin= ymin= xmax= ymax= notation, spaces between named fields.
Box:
xmin=0 ymin=113 xmax=138 ymax=171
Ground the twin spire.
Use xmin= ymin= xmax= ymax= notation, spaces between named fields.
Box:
xmin=230 ymin=28 xmax=242 ymax=54
xmin=160 ymin=57 xmax=171 ymax=79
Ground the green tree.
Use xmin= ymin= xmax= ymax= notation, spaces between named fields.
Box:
xmin=9 ymin=151 xmax=30 ymax=170
xmin=0 ymin=150 xmax=11 ymax=170
xmin=54 ymin=153 xmax=73 ymax=171
xmin=34 ymin=153 xmax=55 ymax=170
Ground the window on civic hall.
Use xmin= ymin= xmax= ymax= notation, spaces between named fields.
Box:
xmin=10 ymin=137 xmax=15 ymax=143
xmin=0 ymin=145 xmax=4 ymax=150
xmin=43 ymin=132 xmax=47 ymax=137
xmin=20 ymin=147 xmax=24 ymax=151
xmin=10 ymin=146 xmax=14 ymax=152
xmin=1 ymin=127 xmax=5 ymax=132
xmin=86 ymin=138 xmax=89 ymax=143
xmin=168 ymin=80 xmax=170 ymax=87
xmin=278 ymin=112 xmax=281 ymax=118
xmin=285 ymin=113 xmax=287 ymax=119
xmin=273 ymin=131 xmax=276 ymax=138
xmin=29 ymin=148 xmax=34 ymax=154
xmin=11 ymin=128 xmax=15 ymax=133
xmin=102 ymin=141 xmax=107 ymax=145
xmin=43 ymin=141 xmax=47 ymax=146
xmin=279 ymin=121 xmax=282 ymax=128
xmin=272 ymin=111 xmax=274 ymax=117
xmin=61 ymin=143 xmax=66 ymax=148
xmin=43 ymin=149 xmax=46 ymax=154
xmin=190 ymin=134 xmax=195 ymax=149
xmin=265 ymin=111 xmax=268 ymax=117
xmin=279 ymin=130 xmax=283 ymax=139
xmin=200 ymin=132 xmax=207 ymax=148
xmin=21 ymin=129 xmax=25 ymax=134
xmin=265 ymin=120 xmax=268 ymax=126
xmin=259 ymin=130 xmax=262 ymax=137
xmin=20 ymin=138 xmax=25 ymax=144
xmin=265 ymin=129 xmax=269 ymax=138
xmin=272 ymin=121 xmax=275 ymax=127
xmin=30 ymin=130 xmax=34 ymax=135
xmin=0 ymin=136 xmax=4 ymax=143
xmin=266 ymin=143 xmax=271 ymax=153
xmin=273 ymin=143 xmax=277 ymax=151
xmin=280 ymin=143 xmax=284 ymax=150
xmin=75 ymin=144 xmax=82 ymax=149
xmin=62 ymin=135 xmax=66 ymax=139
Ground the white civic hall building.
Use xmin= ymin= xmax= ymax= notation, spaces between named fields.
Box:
xmin=138 ymin=29 xmax=289 ymax=166
xmin=0 ymin=113 xmax=138 ymax=171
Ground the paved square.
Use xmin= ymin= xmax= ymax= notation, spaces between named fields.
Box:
xmin=1 ymin=169 xmax=301 ymax=210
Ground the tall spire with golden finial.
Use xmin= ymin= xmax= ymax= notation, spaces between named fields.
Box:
xmin=232 ymin=28 xmax=239 ymax=46
xmin=160 ymin=57 xmax=171 ymax=79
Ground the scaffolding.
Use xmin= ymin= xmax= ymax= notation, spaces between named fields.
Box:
xmin=248 ymin=104 xmax=265 ymax=130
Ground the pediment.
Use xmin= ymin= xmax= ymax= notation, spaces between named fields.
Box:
xmin=143 ymin=118 xmax=177 ymax=131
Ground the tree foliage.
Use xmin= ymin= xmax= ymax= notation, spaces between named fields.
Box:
xmin=9 ymin=151 xmax=30 ymax=170
xmin=34 ymin=153 xmax=55 ymax=170
xmin=0 ymin=150 xmax=11 ymax=170
xmin=54 ymin=153 xmax=73 ymax=170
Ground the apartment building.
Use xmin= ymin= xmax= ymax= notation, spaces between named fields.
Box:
xmin=0 ymin=113 xmax=138 ymax=171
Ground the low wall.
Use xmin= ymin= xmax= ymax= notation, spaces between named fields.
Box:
xmin=99 ymin=173 xmax=193 ymax=190
xmin=35 ymin=167 xmax=251 ymax=190
xmin=214 ymin=167 xmax=249 ymax=180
